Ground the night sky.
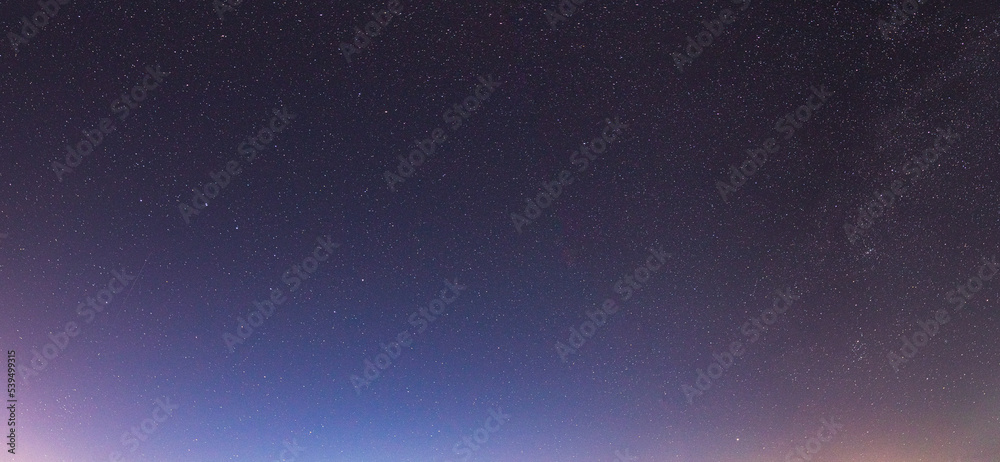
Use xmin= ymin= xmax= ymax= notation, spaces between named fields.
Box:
xmin=2 ymin=0 xmax=999 ymax=461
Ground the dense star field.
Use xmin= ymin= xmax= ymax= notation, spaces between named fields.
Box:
xmin=1 ymin=0 xmax=999 ymax=461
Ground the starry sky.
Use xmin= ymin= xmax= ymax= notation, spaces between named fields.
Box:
xmin=1 ymin=0 xmax=999 ymax=461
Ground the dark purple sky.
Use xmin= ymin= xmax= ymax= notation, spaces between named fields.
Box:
xmin=1 ymin=0 xmax=998 ymax=461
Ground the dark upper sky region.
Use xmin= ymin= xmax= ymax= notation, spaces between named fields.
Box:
xmin=1 ymin=0 xmax=999 ymax=461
